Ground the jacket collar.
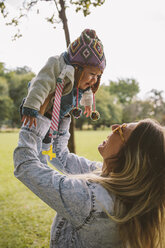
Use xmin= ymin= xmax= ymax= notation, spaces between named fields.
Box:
xmin=59 ymin=53 xmax=75 ymax=85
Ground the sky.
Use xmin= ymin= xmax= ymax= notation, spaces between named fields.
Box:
xmin=1 ymin=0 xmax=165 ymax=99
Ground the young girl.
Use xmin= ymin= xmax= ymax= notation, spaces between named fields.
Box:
xmin=21 ymin=29 xmax=106 ymax=137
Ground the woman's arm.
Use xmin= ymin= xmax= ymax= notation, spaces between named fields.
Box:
xmin=14 ymin=114 xmax=92 ymax=226
xmin=43 ymin=115 xmax=102 ymax=175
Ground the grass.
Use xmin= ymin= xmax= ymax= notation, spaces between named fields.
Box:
xmin=75 ymin=129 xmax=109 ymax=161
xmin=0 ymin=129 xmax=109 ymax=248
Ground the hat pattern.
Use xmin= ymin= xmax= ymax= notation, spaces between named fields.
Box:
xmin=68 ymin=29 xmax=106 ymax=70
xmin=70 ymin=37 xmax=83 ymax=55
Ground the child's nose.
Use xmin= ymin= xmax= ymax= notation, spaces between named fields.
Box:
xmin=90 ymin=76 xmax=97 ymax=85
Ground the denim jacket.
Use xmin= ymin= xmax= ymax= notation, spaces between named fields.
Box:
xmin=14 ymin=115 xmax=122 ymax=248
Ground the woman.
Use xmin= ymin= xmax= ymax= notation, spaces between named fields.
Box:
xmin=14 ymin=114 xmax=165 ymax=248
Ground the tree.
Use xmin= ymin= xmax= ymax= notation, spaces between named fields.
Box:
xmin=0 ymin=62 xmax=6 ymax=76
xmin=0 ymin=0 xmax=105 ymax=152
xmin=0 ymin=77 xmax=9 ymax=96
xmin=149 ymin=89 xmax=164 ymax=113
xmin=75 ymin=112 xmax=88 ymax=130
xmin=0 ymin=63 xmax=14 ymax=126
xmin=109 ymin=78 xmax=140 ymax=105
xmin=8 ymin=70 xmax=35 ymax=126
xmin=0 ymin=95 xmax=14 ymax=126
xmin=122 ymin=100 xmax=153 ymax=123
xmin=0 ymin=62 xmax=35 ymax=127
xmin=15 ymin=66 xmax=33 ymax=75
xmin=121 ymin=89 xmax=165 ymax=124
xmin=147 ymin=89 xmax=165 ymax=124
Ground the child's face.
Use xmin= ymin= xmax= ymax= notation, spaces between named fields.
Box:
xmin=78 ymin=66 xmax=102 ymax=90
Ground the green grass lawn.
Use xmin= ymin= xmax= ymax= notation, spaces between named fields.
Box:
xmin=0 ymin=129 xmax=109 ymax=248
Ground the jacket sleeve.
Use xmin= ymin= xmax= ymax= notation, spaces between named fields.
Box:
xmin=13 ymin=114 xmax=93 ymax=226
xmin=23 ymin=57 xmax=59 ymax=111
xmin=80 ymin=88 xmax=93 ymax=106
xmin=42 ymin=116 xmax=102 ymax=175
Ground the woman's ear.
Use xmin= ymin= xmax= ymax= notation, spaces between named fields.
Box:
xmin=102 ymin=157 xmax=119 ymax=176
xmin=101 ymin=160 xmax=114 ymax=177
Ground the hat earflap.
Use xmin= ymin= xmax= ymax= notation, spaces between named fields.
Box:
xmin=91 ymin=74 xmax=101 ymax=94
xmin=71 ymin=65 xmax=84 ymax=119
xmin=73 ymin=64 xmax=84 ymax=88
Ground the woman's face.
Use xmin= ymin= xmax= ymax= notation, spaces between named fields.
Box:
xmin=78 ymin=66 xmax=101 ymax=90
xmin=98 ymin=123 xmax=137 ymax=160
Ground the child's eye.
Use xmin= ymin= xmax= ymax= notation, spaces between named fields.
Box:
xmin=90 ymin=72 xmax=101 ymax=79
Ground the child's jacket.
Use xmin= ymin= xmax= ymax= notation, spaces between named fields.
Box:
xmin=23 ymin=53 xmax=93 ymax=115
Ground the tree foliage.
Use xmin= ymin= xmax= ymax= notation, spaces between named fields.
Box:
xmin=122 ymin=100 xmax=153 ymax=123
xmin=0 ymin=64 xmax=165 ymax=128
xmin=70 ymin=0 xmax=105 ymax=16
xmin=147 ymin=89 xmax=165 ymax=124
xmin=0 ymin=77 xmax=8 ymax=95
xmin=0 ymin=0 xmax=105 ymax=40
xmin=0 ymin=96 xmax=14 ymax=125
xmin=94 ymin=85 xmax=122 ymax=126
xmin=109 ymin=78 xmax=140 ymax=105
xmin=0 ymin=63 xmax=34 ymax=127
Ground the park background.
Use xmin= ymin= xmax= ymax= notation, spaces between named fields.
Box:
xmin=0 ymin=0 xmax=165 ymax=247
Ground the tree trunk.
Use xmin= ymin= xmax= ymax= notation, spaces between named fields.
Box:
xmin=59 ymin=0 xmax=70 ymax=46
xmin=58 ymin=0 xmax=76 ymax=153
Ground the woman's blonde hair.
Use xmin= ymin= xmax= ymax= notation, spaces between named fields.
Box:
xmin=72 ymin=119 xmax=165 ymax=248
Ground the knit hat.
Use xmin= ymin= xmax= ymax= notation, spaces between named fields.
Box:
xmin=68 ymin=29 xmax=106 ymax=121
xmin=68 ymin=29 xmax=106 ymax=71
xmin=68 ymin=29 xmax=106 ymax=94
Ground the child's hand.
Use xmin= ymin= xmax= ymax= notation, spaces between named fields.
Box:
xmin=21 ymin=115 xmax=37 ymax=128
xmin=84 ymin=106 xmax=92 ymax=118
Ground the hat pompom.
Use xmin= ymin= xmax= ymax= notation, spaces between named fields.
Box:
xmin=71 ymin=107 xmax=82 ymax=119
xmin=90 ymin=111 xmax=100 ymax=121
